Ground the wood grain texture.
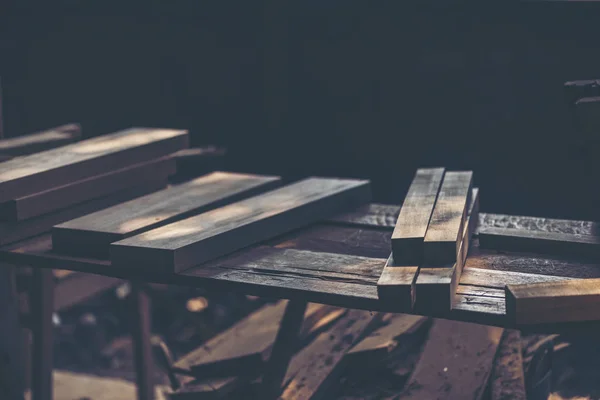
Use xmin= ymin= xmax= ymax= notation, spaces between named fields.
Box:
xmin=0 ymin=178 xmax=168 ymax=247
xmin=477 ymin=213 xmax=598 ymax=236
xmin=391 ymin=168 xmax=444 ymax=264
xmin=0 ymin=156 xmax=175 ymax=222
xmin=0 ymin=127 xmax=188 ymax=202
xmin=423 ymin=171 xmax=473 ymax=264
xmin=0 ymin=123 xmax=81 ymax=156
xmin=397 ymin=319 xmax=503 ymax=400
xmin=53 ymin=172 xmax=280 ymax=258
xmin=415 ymin=187 xmax=479 ymax=312
xmin=489 ymin=329 xmax=526 ymax=400
xmin=281 ymin=309 xmax=379 ymax=400
xmin=111 ymin=177 xmax=371 ymax=273
xmin=479 ymin=226 xmax=600 ymax=260
xmin=506 ymin=278 xmax=600 ymax=325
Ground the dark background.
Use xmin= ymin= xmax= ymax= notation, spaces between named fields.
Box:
xmin=2 ymin=2 xmax=600 ymax=220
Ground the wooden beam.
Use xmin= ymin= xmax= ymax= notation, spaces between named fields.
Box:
xmin=0 ymin=156 xmax=175 ymax=222
xmin=478 ymin=226 xmax=600 ymax=260
xmin=53 ymin=172 xmax=280 ymax=258
xmin=0 ymin=127 xmax=188 ymax=203
xmin=111 ymin=177 xmax=371 ymax=273
xmin=505 ymin=278 xmax=600 ymax=325
xmin=489 ymin=329 xmax=526 ymax=400
xmin=0 ymin=178 xmax=168 ymax=247
xmin=415 ymin=188 xmax=479 ymax=312
xmin=391 ymin=168 xmax=445 ymax=264
xmin=0 ymin=123 xmax=82 ymax=156
xmin=397 ymin=319 xmax=503 ymax=400
xmin=423 ymin=171 xmax=473 ymax=264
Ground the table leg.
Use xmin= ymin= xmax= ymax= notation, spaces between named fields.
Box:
xmin=31 ymin=268 xmax=54 ymax=400
xmin=129 ymin=281 xmax=154 ymax=400
xmin=260 ymin=300 xmax=307 ymax=399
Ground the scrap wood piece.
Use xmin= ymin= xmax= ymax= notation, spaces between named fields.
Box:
xmin=391 ymin=168 xmax=445 ymax=264
xmin=173 ymin=302 xmax=345 ymax=377
xmin=53 ymin=171 xmax=280 ymax=258
xmin=423 ymin=171 xmax=473 ymax=264
xmin=397 ymin=319 xmax=503 ymax=400
xmin=415 ymin=187 xmax=479 ymax=312
xmin=0 ymin=123 xmax=81 ymax=156
xmin=281 ymin=309 xmax=381 ymax=400
xmin=505 ymin=278 xmax=600 ymax=325
xmin=0 ymin=156 xmax=175 ymax=222
xmin=0 ymin=178 xmax=168 ymax=247
xmin=0 ymin=127 xmax=188 ymax=203
xmin=489 ymin=329 xmax=526 ymax=400
xmin=479 ymin=226 xmax=600 ymax=260
xmin=111 ymin=177 xmax=371 ymax=273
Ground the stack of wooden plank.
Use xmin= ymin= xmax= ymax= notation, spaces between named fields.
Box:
xmin=377 ymin=168 xmax=478 ymax=313
xmin=0 ymin=127 xmax=189 ymax=246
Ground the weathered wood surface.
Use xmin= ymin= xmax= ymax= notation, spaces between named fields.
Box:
xmin=415 ymin=188 xmax=479 ymax=312
xmin=376 ymin=254 xmax=418 ymax=311
xmin=53 ymin=172 xmax=280 ymax=258
xmin=0 ymin=123 xmax=81 ymax=156
xmin=506 ymin=278 xmax=600 ymax=325
xmin=280 ymin=309 xmax=379 ymax=400
xmin=423 ymin=171 xmax=473 ymax=264
xmin=489 ymin=329 xmax=526 ymax=400
xmin=0 ymin=178 xmax=168 ymax=247
xmin=391 ymin=168 xmax=444 ymax=264
xmin=479 ymin=226 xmax=600 ymax=260
xmin=111 ymin=177 xmax=371 ymax=273
xmin=477 ymin=213 xmax=598 ymax=236
xmin=0 ymin=127 xmax=188 ymax=202
xmin=0 ymin=156 xmax=175 ymax=222
xmin=397 ymin=319 xmax=503 ymax=400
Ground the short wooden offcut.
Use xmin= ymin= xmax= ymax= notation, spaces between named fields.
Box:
xmin=415 ymin=188 xmax=479 ymax=312
xmin=110 ymin=177 xmax=371 ymax=273
xmin=391 ymin=168 xmax=445 ymax=264
xmin=0 ymin=127 xmax=189 ymax=203
xmin=0 ymin=156 xmax=176 ymax=222
xmin=52 ymin=172 xmax=281 ymax=258
xmin=505 ymin=278 xmax=600 ymax=325
xmin=423 ymin=171 xmax=472 ymax=264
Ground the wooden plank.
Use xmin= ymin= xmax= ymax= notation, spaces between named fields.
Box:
xmin=391 ymin=168 xmax=445 ymax=264
xmin=423 ymin=171 xmax=472 ymax=264
xmin=111 ymin=177 xmax=371 ymax=273
xmin=328 ymin=203 xmax=399 ymax=228
xmin=53 ymin=172 xmax=281 ymax=258
xmin=0 ymin=178 xmax=168 ymax=247
xmin=489 ymin=329 xmax=526 ymax=400
xmin=280 ymin=309 xmax=379 ymax=400
xmin=0 ymin=156 xmax=175 ymax=222
xmin=397 ymin=319 xmax=503 ymax=400
xmin=0 ymin=127 xmax=188 ymax=202
xmin=477 ymin=213 xmax=598 ymax=236
xmin=460 ymin=267 xmax=574 ymax=289
xmin=378 ymin=189 xmax=478 ymax=309
xmin=129 ymin=281 xmax=155 ymax=400
xmin=30 ymin=268 xmax=54 ymax=400
xmin=0 ymin=123 xmax=81 ymax=156
xmin=505 ymin=278 xmax=600 ymax=325
xmin=415 ymin=187 xmax=480 ymax=312
xmin=478 ymin=226 xmax=600 ymax=260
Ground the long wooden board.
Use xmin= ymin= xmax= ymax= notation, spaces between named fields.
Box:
xmin=378 ymin=188 xmax=478 ymax=310
xmin=479 ymin=226 xmax=600 ymax=260
xmin=0 ymin=179 xmax=167 ymax=247
xmin=52 ymin=172 xmax=281 ymax=258
xmin=397 ymin=319 xmax=503 ymax=400
xmin=0 ymin=127 xmax=188 ymax=202
xmin=0 ymin=123 xmax=81 ymax=156
xmin=391 ymin=168 xmax=444 ymax=264
xmin=415 ymin=188 xmax=479 ymax=312
xmin=0 ymin=156 xmax=176 ymax=222
xmin=505 ymin=278 xmax=600 ymax=325
xmin=110 ymin=177 xmax=371 ymax=273
xmin=423 ymin=171 xmax=473 ymax=264
xmin=489 ymin=330 xmax=526 ymax=400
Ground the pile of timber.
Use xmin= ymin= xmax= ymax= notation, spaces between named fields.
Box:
xmin=378 ymin=168 xmax=478 ymax=313
xmin=0 ymin=127 xmax=190 ymax=247
xmin=165 ymin=300 xmax=527 ymax=400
